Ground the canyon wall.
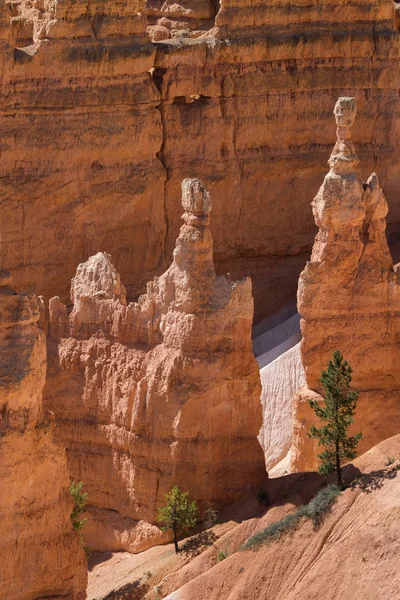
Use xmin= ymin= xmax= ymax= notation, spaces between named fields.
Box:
xmin=291 ymin=97 xmax=400 ymax=472
xmin=0 ymin=271 xmax=87 ymax=600
xmin=44 ymin=179 xmax=265 ymax=553
xmin=1 ymin=0 xmax=400 ymax=323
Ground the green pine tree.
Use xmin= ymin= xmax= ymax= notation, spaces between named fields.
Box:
xmin=308 ymin=350 xmax=363 ymax=488
xmin=158 ymin=485 xmax=199 ymax=553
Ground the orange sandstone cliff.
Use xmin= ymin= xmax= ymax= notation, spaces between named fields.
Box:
xmin=44 ymin=179 xmax=265 ymax=553
xmin=1 ymin=0 xmax=400 ymax=323
xmin=0 ymin=271 xmax=87 ymax=600
xmin=291 ymin=97 xmax=400 ymax=472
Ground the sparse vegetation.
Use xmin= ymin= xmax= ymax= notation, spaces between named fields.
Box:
xmin=242 ymin=484 xmax=340 ymax=550
xmin=242 ymin=512 xmax=299 ymax=550
xmin=257 ymin=488 xmax=270 ymax=507
xmin=69 ymin=481 xmax=91 ymax=557
xmin=297 ymin=484 xmax=341 ymax=528
xmin=386 ymin=456 xmax=396 ymax=466
xmin=158 ymin=485 xmax=199 ymax=553
xmin=203 ymin=502 xmax=218 ymax=529
xmin=308 ymin=350 xmax=363 ymax=488
xmin=217 ymin=549 xmax=229 ymax=562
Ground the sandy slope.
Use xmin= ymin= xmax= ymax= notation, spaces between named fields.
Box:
xmin=88 ymin=435 xmax=400 ymax=600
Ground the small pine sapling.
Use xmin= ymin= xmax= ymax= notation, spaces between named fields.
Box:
xmin=308 ymin=350 xmax=363 ymax=488
xmin=158 ymin=485 xmax=199 ymax=553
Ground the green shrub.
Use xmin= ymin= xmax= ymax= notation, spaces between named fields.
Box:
xmin=69 ymin=482 xmax=88 ymax=532
xmin=203 ymin=502 xmax=219 ymax=528
xmin=69 ymin=481 xmax=90 ymax=557
xmin=217 ymin=549 xmax=228 ymax=562
xmin=242 ymin=512 xmax=299 ymax=550
xmin=242 ymin=484 xmax=340 ymax=551
xmin=299 ymin=485 xmax=340 ymax=527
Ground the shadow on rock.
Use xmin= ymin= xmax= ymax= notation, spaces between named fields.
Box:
xmin=88 ymin=551 xmax=114 ymax=571
xmin=181 ymin=529 xmax=218 ymax=558
xmin=102 ymin=579 xmax=150 ymax=600
xmin=350 ymin=467 xmax=398 ymax=494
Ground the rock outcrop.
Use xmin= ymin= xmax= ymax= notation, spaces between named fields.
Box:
xmin=145 ymin=0 xmax=217 ymax=41
xmin=252 ymin=305 xmax=305 ymax=470
xmin=291 ymin=96 xmax=400 ymax=472
xmin=1 ymin=0 xmax=400 ymax=325
xmin=44 ymin=178 xmax=265 ymax=553
xmin=0 ymin=272 xmax=87 ymax=600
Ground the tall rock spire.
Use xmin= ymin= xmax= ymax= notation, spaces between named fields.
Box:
xmin=291 ymin=98 xmax=400 ymax=472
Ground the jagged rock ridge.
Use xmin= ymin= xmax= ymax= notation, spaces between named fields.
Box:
xmin=44 ymin=178 xmax=265 ymax=553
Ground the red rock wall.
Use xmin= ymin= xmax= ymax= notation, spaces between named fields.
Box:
xmin=0 ymin=273 xmax=87 ymax=600
xmin=1 ymin=1 xmax=400 ymax=324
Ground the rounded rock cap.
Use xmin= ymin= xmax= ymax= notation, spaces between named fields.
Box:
xmin=182 ymin=178 xmax=212 ymax=216
xmin=334 ymin=97 xmax=357 ymax=128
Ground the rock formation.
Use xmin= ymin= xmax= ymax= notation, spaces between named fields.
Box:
xmin=6 ymin=0 xmax=57 ymax=56
xmin=44 ymin=178 xmax=265 ymax=553
xmin=1 ymin=0 xmax=400 ymax=325
xmin=252 ymin=305 xmax=305 ymax=471
xmin=291 ymin=96 xmax=400 ymax=472
xmin=145 ymin=0 xmax=217 ymax=41
xmin=0 ymin=271 xmax=87 ymax=600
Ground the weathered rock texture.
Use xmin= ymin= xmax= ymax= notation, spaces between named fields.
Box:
xmin=44 ymin=179 xmax=265 ymax=553
xmin=252 ymin=305 xmax=305 ymax=470
xmin=0 ymin=272 xmax=87 ymax=600
xmin=145 ymin=0 xmax=217 ymax=41
xmin=291 ymin=97 xmax=400 ymax=472
xmin=1 ymin=0 xmax=400 ymax=325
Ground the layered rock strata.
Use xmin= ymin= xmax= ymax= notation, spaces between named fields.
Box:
xmin=291 ymin=97 xmax=400 ymax=472
xmin=44 ymin=178 xmax=265 ymax=553
xmin=1 ymin=0 xmax=400 ymax=325
xmin=0 ymin=272 xmax=87 ymax=600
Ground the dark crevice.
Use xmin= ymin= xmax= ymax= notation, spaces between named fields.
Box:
xmin=153 ymin=68 xmax=170 ymax=269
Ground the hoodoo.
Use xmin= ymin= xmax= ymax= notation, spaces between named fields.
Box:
xmin=291 ymin=97 xmax=400 ymax=472
xmin=45 ymin=178 xmax=265 ymax=553
xmin=0 ymin=271 xmax=87 ymax=600
xmin=1 ymin=0 xmax=400 ymax=326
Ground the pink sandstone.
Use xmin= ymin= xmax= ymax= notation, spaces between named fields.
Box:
xmin=44 ymin=178 xmax=265 ymax=553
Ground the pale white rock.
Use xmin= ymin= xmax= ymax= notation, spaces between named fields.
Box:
xmin=258 ymin=343 xmax=305 ymax=470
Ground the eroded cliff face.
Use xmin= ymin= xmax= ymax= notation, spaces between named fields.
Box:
xmin=291 ymin=97 xmax=400 ymax=472
xmin=44 ymin=179 xmax=265 ymax=553
xmin=1 ymin=0 xmax=400 ymax=324
xmin=0 ymin=272 xmax=87 ymax=600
